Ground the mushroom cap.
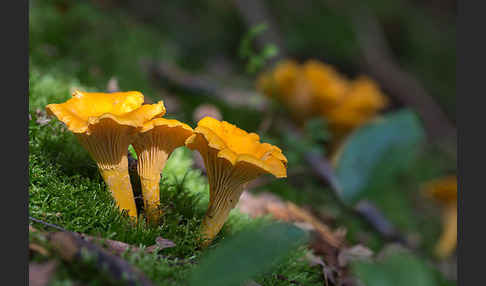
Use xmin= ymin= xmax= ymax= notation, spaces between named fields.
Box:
xmin=139 ymin=117 xmax=193 ymax=134
xmin=423 ymin=175 xmax=457 ymax=205
xmin=46 ymin=90 xmax=166 ymax=134
xmin=185 ymin=117 xmax=287 ymax=178
xmin=257 ymin=60 xmax=300 ymax=100
xmin=302 ymin=60 xmax=349 ymax=108
xmin=325 ymin=76 xmax=387 ymax=131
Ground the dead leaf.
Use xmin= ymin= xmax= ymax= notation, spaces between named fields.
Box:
xmin=79 ymin=234 xmax=139 ymax=256
xmin=237 ymin=191 xmax=344 ymax=249
xmin=30 ymin=243 xmax=49 ymax=257
xmin=286 ymin=202 xmax=343 ymax=248
xmin=155 ymin=236 xmax=176 ymax=249
xmin=305 ymin=252 xmax=336 ymax=286
xmin=337 ymin=245 xmax=373 ymax=267
xmin=29 ymin=261 xmax=57 ymax=286
xmin=35 ymin=108 xmax=51 ymax=125
xmin=237 ymin=191 xmax=283 ymax=218
xmin=145 ymin=236 xmax=176 ymax=253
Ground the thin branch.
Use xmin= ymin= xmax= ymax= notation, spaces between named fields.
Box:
xmin=29 ymin=216 xmax=68 ymax=232
xmin=144 ymin=61 xmax=267 ymax=111
xmin=350 ymin=6 xmax=456 ymax=150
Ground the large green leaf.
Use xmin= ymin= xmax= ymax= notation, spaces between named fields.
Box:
xmin=334 ymin=110 xmax=426 ymax=203
xmin=189 ymin=223 xmax=307 ymax=286
xmin=352 ymin=252 xmax=438 ymax=286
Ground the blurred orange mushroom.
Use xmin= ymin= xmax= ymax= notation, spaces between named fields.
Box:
xmin=257 ymin=60 xmax=316 ymax=122
xmin=185 ymin=117 xmax=287 ymax=246
xmin=132 ymin=118 xmax=193 ymax=224
xmin=423 ymin=175 xmax=458 ymax=259
xmin=46 ymin=90 xmax=165 ymax=219
xmin=257 ymin=60 xmax=388 ymax=151
xmin=325 ymin=76 xmax=388 ymax=149
xmin=302 ymin=60 xmax=349 ymax=114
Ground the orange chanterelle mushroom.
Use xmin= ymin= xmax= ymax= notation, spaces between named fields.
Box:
xmin=185 ymin=117 xmax=287 ymax=246
xmin=423 ymin=175 xmax=458 ymax=259
xmin=46 ymin=90 xmax=165 ymax=219
xmin=132 ymin=118 xmax=193 ymax=224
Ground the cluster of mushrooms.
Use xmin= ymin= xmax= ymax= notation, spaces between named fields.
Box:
xmin=257 ymin=59 xmax=388 ymax=151
xmin=46 ymin=90 xmax=287 ymax=246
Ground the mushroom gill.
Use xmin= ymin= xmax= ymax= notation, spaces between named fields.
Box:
xmin=46 ymin=90 xmax=166 ymax=219
xmin=132 ymin=118 xmax=193 ymax=224
xmin=185 ymin=117 xmax=287 ymax=246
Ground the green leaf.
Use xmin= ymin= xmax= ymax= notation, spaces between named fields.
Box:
xmin=189 ymin=223 xmax=307 ymax=286
xmin=334 ymin=110 xmax=426 ymax=203
xmin=352 ymin=253 xmax=437 ymax=286
xmin=128 ymin=144 xmax=137 ymax=159
xmin=239 ymin=23 xmax=279 ymax=74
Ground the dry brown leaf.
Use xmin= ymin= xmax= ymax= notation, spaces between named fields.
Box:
xmin=35 ymin=108 xmax=51 ymax=125
xmin=237 ymin=191 xmax=347 ymax=278
xmin=237 ymin=191 xmax=283 ymax=217
xmin=79 ymin=234 xmax=139 ymax=256
xmin=145 ymin=236 xmax=176 ymax=253
xmin=237 ymin=192 xmax=344 ymax=249
xmin=29 ymin=261 xmax=57 ymax=286
xmin=305 ymin=252 xmax=336 ymax=286
xmin=337 ymin=245 xmax=373 ymax=267
xmin=286 ymin=202 xmax=342 ymax=248
xmin=30 ymin=243 xmax=50 ymax=257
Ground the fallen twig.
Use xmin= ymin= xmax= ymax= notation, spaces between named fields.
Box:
xmin=29 ymin=219 xmax=157 ymax=286
xmin=145 ymin=61 xmax=267 ymax=111
xmin=29 ymin=216 xmax=67 ymax=232
xmin=47 ymin=231 xmax=157 ymax=286
xmin=30 ymin=217 xmax=192 ymax=265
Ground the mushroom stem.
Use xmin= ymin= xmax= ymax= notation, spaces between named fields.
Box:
xmin=135 ymin=146 xmax=168 ymax=224
xmin=435 ymin=205 xmax=457 ymax=259
xmin=133 ymin=139 xmax=169 ymax=225
xmin=133 ymin=119 xmax=194 ymax=225
xmin=198 ymin=151 xmax=257 ymax=246
xmin=99 ymin=166 xmax=138 ymax=218
xmin=201 ymin=184 xmax=246 ymax=246
xmin=76 ymin=122 xmax=138 ymax=219
xmin=139 ymin=176 xmax=162 ymax=223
